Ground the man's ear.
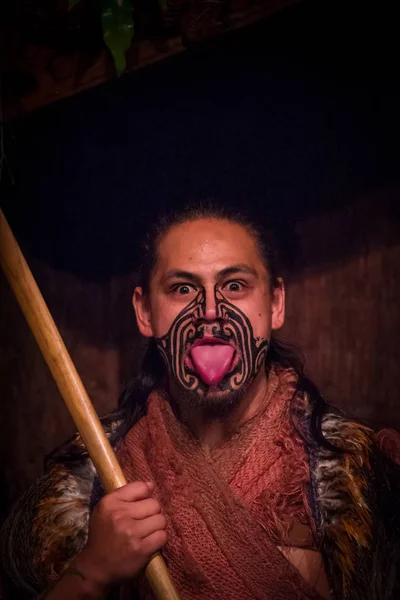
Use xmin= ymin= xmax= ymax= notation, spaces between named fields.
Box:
xmin=132 ymin=287 xmax=154 ymax=337
xmin=271 ymin=278 xmax=285 ymax=331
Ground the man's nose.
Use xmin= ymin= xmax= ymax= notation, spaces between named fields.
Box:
xmin=200 ymin=287 xmax=220 ymax=322
xmin=191 ymin=287 xmax=218 ymax=322
xmin=204 ymin=294 xmax=217 ymax=321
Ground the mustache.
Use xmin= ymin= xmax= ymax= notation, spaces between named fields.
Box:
xmin=186 ymin=325 xmax=234 ymax=346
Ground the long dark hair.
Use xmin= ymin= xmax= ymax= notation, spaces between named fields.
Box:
xmin=108 ymin=202 xmax=331 ymax=448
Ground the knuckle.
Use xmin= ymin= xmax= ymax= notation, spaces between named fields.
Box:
xmin=141 ymin=530 xmax=168 ymax=555
xmin=152 ymin=499 xmax=162 ymax=513
xmin=144 ymin=498 xmax=161 ymax=514
xmin=158 ymin=514 xmax=167 ymax=529
xmin=157 ymin=530 xmax=168 ymax=546
xmin=110 ymin=511 xmax=121 ymax=526
xmin=111 ymin=515 xmax=128 ymax=536
xmin=129 ymin=537 xmax=141 ymax=555
xmin=135 ymin=481 xmax=150 ymax=496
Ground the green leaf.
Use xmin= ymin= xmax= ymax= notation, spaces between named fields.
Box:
xmin=68 ymin=0 xmax=82 ymax=10
xmin=101 ymin=0 xmax=134 ymax=75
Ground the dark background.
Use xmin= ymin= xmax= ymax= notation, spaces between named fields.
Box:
xmin=3 ymin=0 xmax=399 ymax=277
xmin=1 ymin=0 xmax=399 ymax=518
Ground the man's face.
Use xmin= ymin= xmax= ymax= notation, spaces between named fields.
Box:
xmin=134 ymin=219 xmax=284 ymax=412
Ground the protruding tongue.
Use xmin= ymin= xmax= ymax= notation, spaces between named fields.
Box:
xmin=190 ymin=344 xmax=234 ymax=385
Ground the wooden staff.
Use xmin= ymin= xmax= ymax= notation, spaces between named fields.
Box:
xmin=0 ymin=209 xmax=180 ymax=600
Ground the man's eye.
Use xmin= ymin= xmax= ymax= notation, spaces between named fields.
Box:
xmin=174 ymin=284 xmax=196 ymax=295
xmin=223 ymin=281 xmax=244 ymax=292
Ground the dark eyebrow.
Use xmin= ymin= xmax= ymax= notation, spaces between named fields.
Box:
xmin=162 ymin=264 xmax=258 ymax=285
xmin=217 ymin=264 xmax=258 ymax=279
xmin=162 ymin=270 xmax=203 ymax=285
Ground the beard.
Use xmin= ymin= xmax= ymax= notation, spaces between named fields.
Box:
xmin=169 ymin=374 xmax=251 ymax=419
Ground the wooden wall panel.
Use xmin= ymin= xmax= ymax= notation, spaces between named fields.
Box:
xmin=281 ymin=194 xmax=400 ymax=429
xmin=0 ymin=264 xmax=139 ymax=511
xmin=283 ymin=243 xmax=400 ymax=429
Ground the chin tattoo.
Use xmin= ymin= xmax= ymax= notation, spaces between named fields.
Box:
xmin=155 ymin=287 xmax=269 ymax=397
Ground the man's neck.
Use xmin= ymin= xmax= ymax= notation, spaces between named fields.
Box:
xmin=178 ymin=370 xmax=269 ymax=451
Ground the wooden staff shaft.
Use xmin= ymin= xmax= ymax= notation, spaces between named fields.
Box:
xmin=0 ymin=209 xmax=180 ymax=600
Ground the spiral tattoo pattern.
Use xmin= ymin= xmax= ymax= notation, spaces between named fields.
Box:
xmin=155 ymin=286 xmax=269 ymax=394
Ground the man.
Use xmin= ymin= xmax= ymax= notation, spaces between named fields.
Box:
xmin=1 ymin=205 xmax=399 ymax=600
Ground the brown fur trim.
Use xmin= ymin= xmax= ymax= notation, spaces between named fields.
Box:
xmin=313 ymin=404 xmax=374 ymax=598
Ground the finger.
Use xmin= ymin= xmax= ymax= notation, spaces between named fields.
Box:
xmin=110 ymin=481 xmax=154 ymax=503
xmin=128 ymin=498 xmax=162 ymax=520
xmin=134 ymin=514 xmax=167 ymax=539
xmin=140 ymin=529 xmax=168 ymax=556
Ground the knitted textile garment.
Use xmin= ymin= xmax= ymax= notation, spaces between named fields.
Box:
xmin=117 ymin=369 xmax=323 ymax=600
xmin=1 ymin=367 xmax=400 ymax=599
